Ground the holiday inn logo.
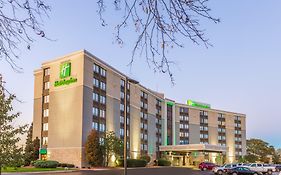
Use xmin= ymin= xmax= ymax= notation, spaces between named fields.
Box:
xmin=54 ymin=62 xmax=77 ymax=87
xmin=60 ymin=62 xmax=71 ymax=78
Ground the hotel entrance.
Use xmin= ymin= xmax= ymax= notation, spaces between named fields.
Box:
xmin=160 ymin=144 xmax=228 ymax=167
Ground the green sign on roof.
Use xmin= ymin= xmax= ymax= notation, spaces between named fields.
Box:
xmin=187 ymin=100 xmax=210 ymax=109
xmin=166 ymin=101 xmax=175 ymax=106
xmin=60 ymin=62 xmax=71 ymax=78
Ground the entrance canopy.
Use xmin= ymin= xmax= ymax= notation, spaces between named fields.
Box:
xmin=159 ymin=144 xmax=228 ymax=153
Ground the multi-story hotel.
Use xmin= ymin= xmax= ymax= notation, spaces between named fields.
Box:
xmin=33 ymin=50 xmax=246 ymax=167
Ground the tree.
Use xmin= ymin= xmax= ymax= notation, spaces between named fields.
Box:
xmin=0 ymin=77 xmax=28 ymax=173
xmin=245 ymin=138 xmax=275 ymax=163
xmin=23 ymin=124 xmax=40 ymax=166
xmin=0 ymin=0 xmax=50 ymax=71
xmin=103 ymin=131 xmax=123 ymax=166
xmin=98 ymin=0 xmax=219 ymax=82
xmin=85 ymin=130 xmax=104 ymax=167
xmin=24 ymin=124 xmax=34 ymax=166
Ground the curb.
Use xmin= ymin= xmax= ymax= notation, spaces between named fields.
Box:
xmin=1 ymin=170 xmax=79 ymax=174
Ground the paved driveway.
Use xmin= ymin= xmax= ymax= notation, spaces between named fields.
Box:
xmin=17 ymin=167 xmax=213 ymax=175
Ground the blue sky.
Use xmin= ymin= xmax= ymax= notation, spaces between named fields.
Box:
xmin=0 ymin=0 xmax=280 ymax=148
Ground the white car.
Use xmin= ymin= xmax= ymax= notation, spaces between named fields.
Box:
xmin=248 ymin=163 xmax=276 ymax=175
xmin=213 ymin=164 xmax=238 ymax=175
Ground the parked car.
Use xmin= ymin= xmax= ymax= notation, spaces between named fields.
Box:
xmin=199 ymin=162 xmax=217 ymax=171
xmin=227 ymin=167 xmax=261 ymax=175
xmin=213 ymin=164 xmax=238 ymax=174
xmin=275 ymin=165 xmax=281 ymax=172
xmin=248 ymin=163 xmax=276 ymax=175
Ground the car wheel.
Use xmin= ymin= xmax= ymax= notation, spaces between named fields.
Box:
xmin=218 ymin=170 xmax=223 ymax=175
xmin=267 ymin=170 xmax=272 ymax=175
xmin=232 ymin=172 xmax=237 ymax=175
xmin=253 ymin=173 xmax=258 ymax=175
xmin=203 ymin=167 xmax=207 ymax=171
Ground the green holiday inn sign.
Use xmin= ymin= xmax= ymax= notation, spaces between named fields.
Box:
xmin=187 ymin=100 xmax=210 ymax=109
xmin=54 ymin=62 xmax=77 ymax=87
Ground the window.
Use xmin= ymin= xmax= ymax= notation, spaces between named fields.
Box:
xmin=120 ymin=128 xmax=124 ymax=136
xmin=141 ymin=91 xmax=148 ymax=99
xmin=99 ymin=123 xmax=105 ymax=132
xmin=93 ymin=107 xmax=99 ymax=116
xmin=92 ymin=122 xmax=98 ymax=130
xmin=43 ymin=123 xmax=48 ymax=131
xmin=120 ymin=91 xmax=124 ymax=99
xmin=120 ymin=104 xmax=124 ymax=111
xmin=93 ymin=64 xmax=99 ymax=73
xmin=100 ymin=81 xmax=106 ymax=90
xmin=93 ymin=78 xmax=99 ymax=87
xmin=100 ymin=95 xmax=106 ymax=104
xmin=44 ymin=82 xmax=50 ymax=90
xmin=44 ymin=95 xmax=49 ymax=103
xmin=100 ymin=109 xmax=105 ymax=118
xmin=93 ymin=93 xmax=99 ymax=102
xmin=99 ymin=137 xmax=104 ymax=145
xmin=44 ymin=68 xmax=50 ymax=76
xmin=120 ymin=79 xmax=125 ymax=87
xmin=43 ymin=109 xmax=49 ymax=117
xmin=120 ymin=116 xmax=124 ymax=123
xmin=100 ymin=67 xmax=106 ymax=77
xmin=42 ymin=137 xmax=48 ymax=145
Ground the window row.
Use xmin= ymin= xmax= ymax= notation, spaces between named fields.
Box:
xmin=120 ymin=116 xmax=130 ymax=125
xmin=92 ymin=122 xmax=106 ymax=132
xmin=93 ymin=64 xmax=106 ymax=77
xmin=141 ymin=91 xmax=148 ymax=99
xmin=218 ymin=135 xmax=226 ymax=140
xmin=120 ymin=104 xmax=130 ymax=112
xmin=200 ymin=126 xmax=208 ymax=131
xmin=44 ymin=68 xmax=50 ymax=76
xmin=235 ymin=137 xmax=242 ymax=141
xmin=179 ymin=140 xmax=189 ymax=145
xmin=179 ymin=123 xmax=189 ymax=129
xmin=93 ymin=78 xmax=106 ymax=90
xmin=43 ymin=109 xmax=49 ymax=117
xmin=141 ymin=144 xmax=148 ymax=151
xmin=218 ymin=128 xmax=226 ymax=133
xmin=141 ymin=133 xmax=148 ymax=140
xmin=141 ymin=101 xmax=148 ymax=109
xmin=120 ymin=128 xmax=129 ymax=137
xmin=200 ymin=134 xmax=209 ymax=139
xmin=43 ymin=95 xmax=49 ymax=103
xmin=179 ymin=107 xmax=188 ymax=113
xmin=180 ymin=132 xmax=189 ymax=137
xmin=140 ymin=122 xmax=148 ymax=130
xmin=235 ymin=130 xmax=242 ymax=134
xmin=44 ymin=82 xmax=50 ymax=90
xmin=180 ymin=115 xmax=189 ymax=121
xmin=140 ymin=112 xmax=148 ymax=119
xmin=43 ymin=123 xmax=48 ymax=131
xmin=200 ymin=110 xmax=208 ymax=116
xmin=235 ymin=123 xmax=241 ymax=127
xmin=93 ymin=93 xmax=106 ymax=104
xmin=200 ymin=118 xmax=208 ymax=124
xmin=92 ymin=107 xmax=106 ymax=118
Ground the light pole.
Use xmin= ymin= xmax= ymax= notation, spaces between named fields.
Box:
xmin=124 ymin=78 xmax=138 ymax=175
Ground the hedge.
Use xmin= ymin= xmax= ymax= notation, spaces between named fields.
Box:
xmin=33 ymin=160 xmax=59 ymax=168
xmin=140 ymin=155 xmax=151 ymax=163
xmin=157 ymin=159 xmax=171 ymax=166
xmin=58 ymin=163 xmax=75 ymax=168
xmin=116 ymin=159 xmax=147 ymax=167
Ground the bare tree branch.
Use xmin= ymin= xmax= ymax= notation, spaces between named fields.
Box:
xmin=0 ymin=0 xmax=50 ymax=72
xmin=97 ymin=0 xmax=219 ymax=84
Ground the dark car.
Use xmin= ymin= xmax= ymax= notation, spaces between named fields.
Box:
xmin=227 ymin=167 xmax=261 ymax=175
xmin=199 ymin=162 xmax=216 ymax=171
xmin=276 ymin=165 xmax=281 ymax=172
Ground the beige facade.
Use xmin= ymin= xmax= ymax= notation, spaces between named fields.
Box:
xmin=33 ymin=50 xmax=246 ymax=167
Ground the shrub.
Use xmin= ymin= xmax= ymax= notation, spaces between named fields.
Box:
xmin=157 ymin=159 xmax=171 ymax=166
xmin=140 ymin=155 xmax=151 ymax=163
xmin=34 ymin=160 xmax=59 ymax=168
xmin=58 ymin=163 xmax=74 ymax=167
xmin=116 ymin=159 xmax=147 ymax=167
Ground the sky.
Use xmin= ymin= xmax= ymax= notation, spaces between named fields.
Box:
xmin=0 ymin=1 xmax=280 ymax=148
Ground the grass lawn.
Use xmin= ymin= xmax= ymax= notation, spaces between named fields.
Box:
xmin=1 ymin=167 xmax=72 ymax=173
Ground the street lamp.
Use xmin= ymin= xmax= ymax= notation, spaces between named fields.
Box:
xmin=124 ymin=77 xmax=139 ymax=175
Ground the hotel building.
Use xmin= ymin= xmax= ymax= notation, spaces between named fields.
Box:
xmin=33 ymin=50 xmax=246 ymax=167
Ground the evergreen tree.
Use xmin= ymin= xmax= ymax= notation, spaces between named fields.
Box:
xmin=0 ymin=78 xmax=28 ymax=172
xmin=85 ymin=130 xmax=104 ymax=167
xmin=24 ymin=124 xmax=34 ymax=166
xmin=32 ymin=137 xmax=40 ymax=161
